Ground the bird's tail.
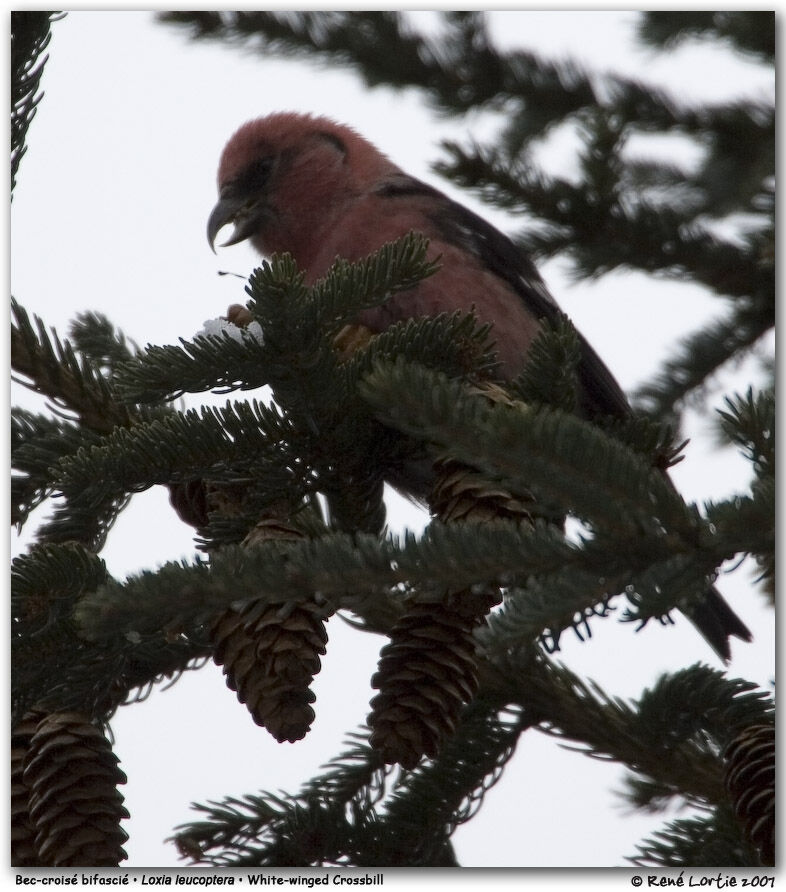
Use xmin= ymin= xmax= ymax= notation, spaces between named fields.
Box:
xmin=686 ymin=586 xmax=752 ymax=663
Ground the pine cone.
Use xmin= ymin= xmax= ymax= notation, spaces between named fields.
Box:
xmin=211 ymin=514 xmax=330 ymax=742
xmin=168 ymin=478 xmax=209 ymax=527
xmin=12 ymin=712 xmax=45 ymax=866
xmin=168 ymin=476 xmax=257 ymax=529
xmin=22 ymin=712 xmax=129 ymax=866
xmin=212 ymin=599 xmax=329 ymax=742
xmin=368 ymin=596 xmax=496 ymax=769
xmin=368 ymin=402 xmax=529 ymax=769
xmin=724 ymin=723 xmax=775 ymax=866
xmin=429 ymin=380 xmax=559 ymax=524
xmin=429 ymin=456 xmax=536 ymax=524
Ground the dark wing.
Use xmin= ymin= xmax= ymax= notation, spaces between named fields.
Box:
xmin=377 ymin=174 xmax=752 ymax=661
xmin=376 ymin=174 xmax=631 ymax=419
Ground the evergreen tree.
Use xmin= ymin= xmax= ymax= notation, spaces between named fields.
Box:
xmin=12 ymin=12 xmax=774 ymax=867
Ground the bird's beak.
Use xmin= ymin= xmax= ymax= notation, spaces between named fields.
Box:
xmin=207 ymin=195 xmax=261 ymax=253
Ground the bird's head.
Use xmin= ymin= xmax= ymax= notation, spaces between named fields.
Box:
xmin=207 ymin=112 xmax=397 ymax=259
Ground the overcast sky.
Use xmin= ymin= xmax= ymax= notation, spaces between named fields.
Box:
xmin=11 ymin=10 xmax=774 ymax=878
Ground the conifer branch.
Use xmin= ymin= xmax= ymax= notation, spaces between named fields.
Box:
xmin=633 ymin=303 xmax=774 ymax=419
xmin=619 ymin=555 xmax=725 ymax=629
xmin=306 ymin=230 xmax=440 ymax=324
xmin=11 ymin=299 xmax=133 ymax=433
xmin=344 ymin=311 xmax=500 ymax=386
xmin=12 ymin=545 xmax=211 ymax=722
xmin=116 ymin=331 xmax=272 ymax=404
xmin=174 ymin=699 xmax=529 ymax=866
xmin=439 ymin=140 xmax=773 ymax=299
xmin=172 ymin=731 xmax=386 ymax=866
xmin=68 ymin=311 xmax=139 ymax=374
xmin=160 ymin=11 xmax=595 ymax=124
xmin=12 ymin=542 xmax=109 ymax=604
xmin=703 ymin=486 xmax=774 ymax=558
xmin=75 ymin=507 xmax=739 ymax=669
xmin=629 ymin=804 xmax=760 ymax=867
xmin=716 ymin=387 xmax=774 ymax=475
xmin=360 ymin=359 xmax=696 ymax=537
xmin=512 ymin=314 xmax=581 ymax=412
xmin=55 ymin=400 xmax=304 ymax=507
xmin=10 ymin=303 xmax=184 ymax=546
xmin=502 ymin=657 xmax=773 ymax=808
xmin=638 ymin=11 xmax=774 ymax=61
xmin=12 ymin=12 xmax=61 ymax=192
xmin=703 ymin=483 xmax=774 ymax=603
xmin=117 ymin=233 xmax=438 ymax=405
xmin=633 ymin=664 xmax=774 ymax=745
xmin=376 ymin=698 xmax=530 ymax=863
xmin=173 ymin=656 xmax=772 ymax=866
xmin=481 ymin=569 xmax=619 ymax=655
xmin=12 ymin=409 xmax=100 ymax=529
xmin=74 ymin=521 xmax=579 ymax=642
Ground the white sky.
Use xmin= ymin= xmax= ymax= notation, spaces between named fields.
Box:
xmin=10 ymin=9 xmax=775 ymax=879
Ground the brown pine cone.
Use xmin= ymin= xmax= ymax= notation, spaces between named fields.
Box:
xmin=724 ymin=723 xmax=775 ymax=866
xmin=429 ymin=456 xmax=536 ymax=524
xmin=368 ymin=399 xmax=530 ymax=769
xmin=210 ymin=514 xmax=330 ymax=742
xmin=212 ymin=598 xmax=329 ymax=743
xmin=22 ymin=712 xmax=129 ymax=866
xmin=367 ymin=597 xmax=494 ymax=769
xmin=168 ymin=478 xmax=209 ymax=528
xmin=12 ymin=712 xmax=45 ymax=866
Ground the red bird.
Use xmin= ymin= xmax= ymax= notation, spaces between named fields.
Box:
xmin=207 ymin=111 xmax=751 ymax=660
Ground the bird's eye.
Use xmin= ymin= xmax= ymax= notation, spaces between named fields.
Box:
xmin=237 ymin=157 xmax=273 ymax=193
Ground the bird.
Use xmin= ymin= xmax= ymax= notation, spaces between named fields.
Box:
xmin=207 ymin=111 xmax=751 ymax=662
